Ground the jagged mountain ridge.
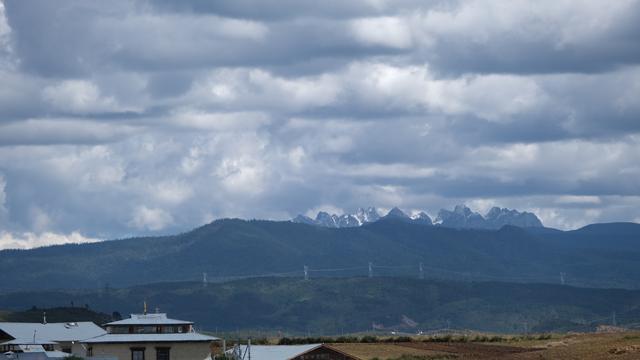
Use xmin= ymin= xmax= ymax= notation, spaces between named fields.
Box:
xmin=293 ymin=205 xmax=542 ymax=229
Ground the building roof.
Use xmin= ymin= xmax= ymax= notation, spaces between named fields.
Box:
xmin=1 ymin=350 xmax=71 ymax=359
xmin=0 ymin=322 xmax=106 ymax=343
xmin=0 ymin=338 xmax=58 ymax=345
xmin=104 ymin=313 xmax=192 ymax=326
xmin=82 ymin=332 xmax=218 ymax=344
xmin=230 ymin=344 xmax=322 ymax=360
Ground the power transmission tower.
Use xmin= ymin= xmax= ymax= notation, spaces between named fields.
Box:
xmin=419 ymin=262 xmax=424 ymax=280
xmin=368 ymin=262 xmax=373 ymax=278
xmin=304 ymin=265 xmax=309 ymax=281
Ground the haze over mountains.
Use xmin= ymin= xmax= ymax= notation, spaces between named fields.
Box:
xmin=293 ymin=205 xmax=543 ymax=230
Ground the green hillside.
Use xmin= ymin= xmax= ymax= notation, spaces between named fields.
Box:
xmin=1 ymin=277 xmax=638 ymax=334
xmin=1 ymin=219 xmax=639 ymax=290
xmin=1 ymin=306 xmax=112 ymax=324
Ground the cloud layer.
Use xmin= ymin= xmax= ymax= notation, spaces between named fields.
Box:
xmin=1 ymin=0 xmax=639 ymax=248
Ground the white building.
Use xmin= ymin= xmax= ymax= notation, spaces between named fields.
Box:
xmin=82 ymin=313 xmax=218 ymax=360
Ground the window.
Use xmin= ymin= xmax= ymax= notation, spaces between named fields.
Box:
xmin=131 ymin=347 xmax=145 ymax=360
xmin=62 ymin=347 xmax=72 ymax=353
xmin=86 ymin=347 xmax=93 ymax=357
xmin=156 ymin=347 xmax=170 ymax=360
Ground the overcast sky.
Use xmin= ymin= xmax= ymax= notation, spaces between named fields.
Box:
xmin=1 ymin=0 xmax=639 ymax=249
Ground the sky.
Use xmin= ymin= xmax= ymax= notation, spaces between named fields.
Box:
xmin=0 ymin=0 xmax=639 ymax=249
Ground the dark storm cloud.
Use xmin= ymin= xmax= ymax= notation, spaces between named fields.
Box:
xmin=0 ymin=0 xmax=639 ymax=248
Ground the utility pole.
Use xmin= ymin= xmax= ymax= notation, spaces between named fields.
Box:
xmin=304 ymin=265 xmax=309 ymax=281
xmin=560 ymin=272 xmax=565 ymax=285
xmin=612 ymin=311 xmax=617 ymax=326
xmin=203 ymin=272 xmax=208 ymax=288
xmin=368 ymin=262 xmax=373 ymax=278
xmin=419 ymin=262 xmax=424 ymax=280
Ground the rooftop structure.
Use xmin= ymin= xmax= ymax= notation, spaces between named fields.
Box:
xmin=229 ymin=344 xmax=360 ymax=360
xmin=0 ymin=321 xmax=106 ymax=357
xmin=104 ymin=313 xmax=192 ymax=327
xmin=0 ymin=322 xmax=106 ymax=343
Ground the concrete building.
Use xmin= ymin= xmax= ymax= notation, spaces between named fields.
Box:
xmin=0 ymin=321 xmax=106 ymax=357
xmin=82 ymin=313 xmax=217 ymax=360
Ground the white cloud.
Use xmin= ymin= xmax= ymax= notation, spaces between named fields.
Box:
xmin=555 ymin=195 xmax=602 ymax=205
xmin=42 ymin=80 xmax=120 ymax=113
xmin=169 ymin=110 xmax=270 ymax=131
xmin=0 ymin=0 xmax=638 ymax=245
xmin=0 ymin=2 xmax=11 ymax=55
xmin=338 ymin=163 xmax=436 ymax=179
xmin=130 ymin=206 xmax=174 ymax=231
xmin=0 ymin=230 xmax=99 ymax=250
xmin=215 ymin=157 xmax=268 ymax=195
xmin=0 ymin=118 xmax=139 ymax=146
xmin=411 ymin=0 xmax=636 ymax=48
xmin=304 ymin=204 xmax=345 ymax=218
xmin=29 ymin=206 xmax=52 ymax=233
xmin=0 ymin=173 xmax=7 ymax=221
xmin=350 ymin=17 xmax=413 ymax=49
xmin=188 ymin=68 xmax=342 ymax=111
xmin=148 ymin=180 xmax=194 ymax=205
xmin=346 ymin=62 xmax=545 ymax=120
xmin=44 ymin=145 xmax=126 ymax=187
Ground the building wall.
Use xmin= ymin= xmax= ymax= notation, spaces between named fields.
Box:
xmin=89 ymin=342 xmax=212 ymax=360
xmin=53 ymin=341 xmax=86 ymax=356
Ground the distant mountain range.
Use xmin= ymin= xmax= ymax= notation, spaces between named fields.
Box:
xmin=293 ymin=205 xmax=543 ymax=229
xmin=1 ymin=218 xmax=638 ymax=290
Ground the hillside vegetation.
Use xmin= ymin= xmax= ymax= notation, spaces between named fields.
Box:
xmin=1 ymin=277 xmax=638 ymax=334
xmin=1 ymin=219 xmax=639 ymax=290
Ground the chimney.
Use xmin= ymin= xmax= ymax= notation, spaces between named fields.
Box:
xmin=42 ymin=311 xmax=47 ymax=325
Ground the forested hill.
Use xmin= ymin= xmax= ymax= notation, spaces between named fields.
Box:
xmin=1 ymin=277 xmax=639 ymax=334
xmin=1 ymin=219 xmax=639 ymax=290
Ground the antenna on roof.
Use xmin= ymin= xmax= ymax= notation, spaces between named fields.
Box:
xmin=42 ymin=311 xmax=47 ymax=325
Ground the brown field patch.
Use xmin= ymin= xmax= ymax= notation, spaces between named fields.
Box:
xmin=331 ymin=332 xmax=640 ymax=360
xmin=330 ymin=343 xmax=452 ymax=359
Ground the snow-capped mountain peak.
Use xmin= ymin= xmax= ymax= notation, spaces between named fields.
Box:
xmin=293 ymin=205 xmax=543 ymax=229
